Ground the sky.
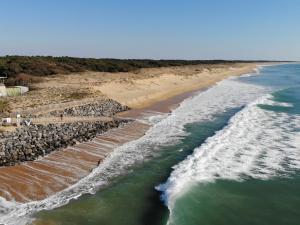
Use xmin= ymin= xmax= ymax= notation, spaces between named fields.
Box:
xmin=0 ymin=0 xmax=299 ymax=60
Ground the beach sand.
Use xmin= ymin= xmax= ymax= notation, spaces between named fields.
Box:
xmin=5 ymin=63 xmax=257 ymax=115
xmin=96 ymin=63 xmax=258 ymax=108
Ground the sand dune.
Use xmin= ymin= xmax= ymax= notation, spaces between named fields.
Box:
xmin=97 ymin=63 xmax=258 ymax=108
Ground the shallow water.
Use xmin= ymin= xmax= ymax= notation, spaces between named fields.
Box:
xmin=1 ymin=63 xmax=300 ymax=225
xmin=35 ymin=110 xmax=239 ymax=225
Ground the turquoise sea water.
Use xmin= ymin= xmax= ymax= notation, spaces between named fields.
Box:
xmin=1 ymin=64 xmax=299 ymax=225
xmin=162 ymin=64 xmax=300 ymax=225
xmin=35 ymin=110 xmax=239 ymax=225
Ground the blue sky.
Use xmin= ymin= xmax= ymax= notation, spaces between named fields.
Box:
xmin=0 ymin=0 xmax=299 ymax=60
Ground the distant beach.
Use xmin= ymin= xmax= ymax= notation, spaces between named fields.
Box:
xmin=98 ymin=63 xmax=260 ymax=108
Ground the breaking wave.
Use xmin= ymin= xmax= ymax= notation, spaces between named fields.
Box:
xmin=0 ymin=76 xmax=267 ymax=225
xmin=156 ymin=94 xmax=300 ymax=225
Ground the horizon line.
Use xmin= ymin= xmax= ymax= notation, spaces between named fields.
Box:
xmin=0 ymin=55 xmax=296 ymax=62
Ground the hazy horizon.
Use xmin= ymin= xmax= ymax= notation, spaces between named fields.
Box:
xmin=0 ymin=55 xmax=293 ymax=62
xmin=1 ymin=0 xmax=299 ymax=61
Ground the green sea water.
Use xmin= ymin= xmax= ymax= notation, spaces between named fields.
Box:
xmin=164 ymin=64 xmax=300 ymax=225
xmin=36 ymin=109 xmax=238 ymax=225
xmin=168 ymin=176 xmax=300 ymax=225
xmin=32 ymin=64 xmax=300 ymax=225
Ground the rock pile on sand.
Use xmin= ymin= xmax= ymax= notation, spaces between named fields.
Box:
xmin=0 ymin=119 xmax=129 ymax=167
xmin=49 ymin=99 xmax=129 ymax=117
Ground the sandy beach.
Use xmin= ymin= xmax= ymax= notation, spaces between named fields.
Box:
xmin=98 ymin=63 xmax=258 ymax=108
xmin=4 ymin=63 xmax=258 ymax=115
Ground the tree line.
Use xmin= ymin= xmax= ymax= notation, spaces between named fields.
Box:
xmin=0 ymin=55 xmax=274 ymax=79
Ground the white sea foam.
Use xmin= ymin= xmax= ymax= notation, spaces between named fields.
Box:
xmin=265 ymin=99 xmax=294 ymax=107
xmin=0 ymin=76 xmax=267 ymax=224
xmin=240 ymin=66 xmax=262 ymax=77
xmin=156 ymin=95 xmax=300 ymax=225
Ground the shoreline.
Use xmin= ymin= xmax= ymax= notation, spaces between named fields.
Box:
xmin=99 ymin=63 xmax=261 ymax=108
xmin=0 ymin=63 xmax=263 ymax=203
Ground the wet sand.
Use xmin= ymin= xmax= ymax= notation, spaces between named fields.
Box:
xmin=0 ymin=121 xmax=149 ymax=202
xmin=0 ymin=88 xmax=200 ymax=203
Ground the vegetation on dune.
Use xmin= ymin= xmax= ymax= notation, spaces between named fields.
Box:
xmin=0 ymin=56 xmax=272 ymax=80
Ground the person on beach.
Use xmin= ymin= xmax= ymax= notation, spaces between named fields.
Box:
xmin=60 ymin=113 xmax=63 ymax=121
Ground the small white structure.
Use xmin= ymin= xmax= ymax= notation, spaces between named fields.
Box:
xmin=0 ymin=73 xmax=29 ymax=97
xmin=17 ymin=86 xmax=29 ymax=94
xmin=0 ymin=84 xmax=7 ymax=97
xmin=0 ymin=85 xmax=29 ymax=97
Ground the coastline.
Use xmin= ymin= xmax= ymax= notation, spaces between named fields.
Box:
xmin=0 ymin=63 xmax=263 ymax=203
xmin=98 ymin=63 xmax=260 ymax=108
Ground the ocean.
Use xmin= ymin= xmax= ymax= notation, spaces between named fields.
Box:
xmin=1 ymin=63 xmax=299 ymax=225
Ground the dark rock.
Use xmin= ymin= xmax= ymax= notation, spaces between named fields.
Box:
xmin=0 ymin=119 xmax=129 ymax=167
xmin=47 ymin=99 xmax=129 ymax=117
